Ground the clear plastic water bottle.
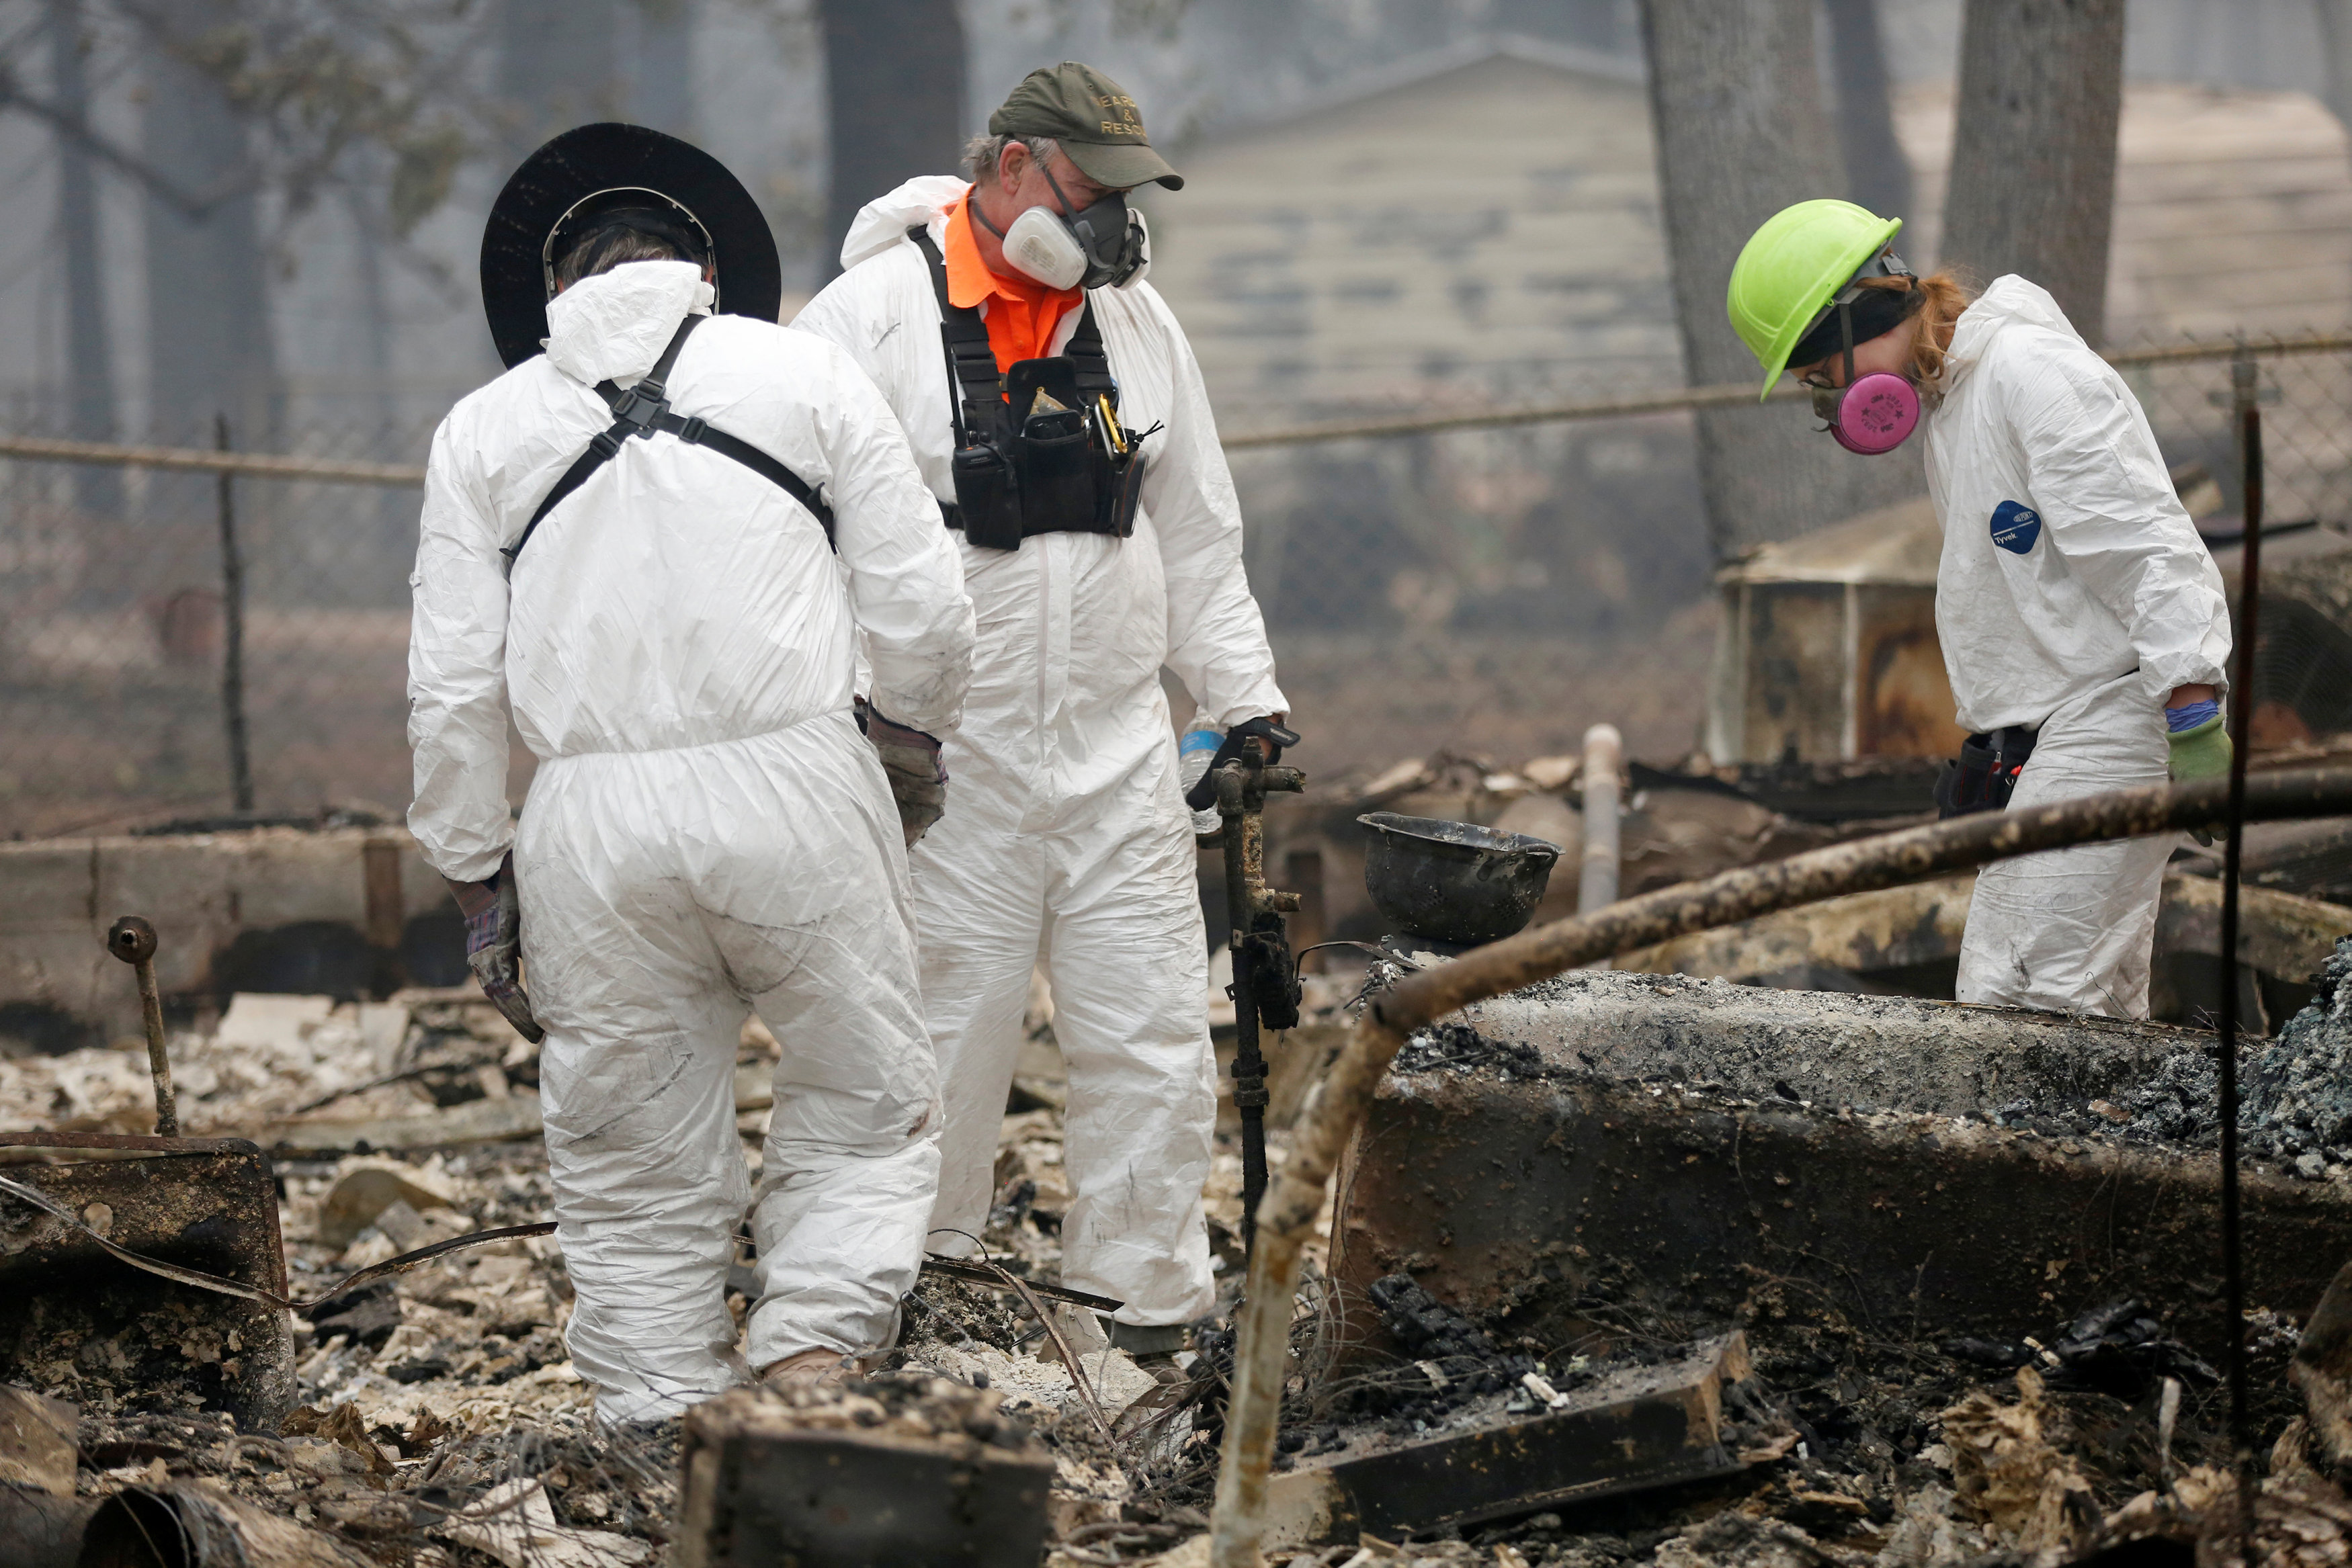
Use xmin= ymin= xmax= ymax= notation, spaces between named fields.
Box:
xmin=1179 ymin=719 xmax=1224 ymax=835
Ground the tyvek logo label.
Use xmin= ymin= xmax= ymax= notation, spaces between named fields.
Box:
xmin=1991 ymin=500 xmax=2042 ymax=554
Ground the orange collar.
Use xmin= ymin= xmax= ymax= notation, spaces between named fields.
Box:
xmin=943 ymin=191 xmax=1081 ymax=311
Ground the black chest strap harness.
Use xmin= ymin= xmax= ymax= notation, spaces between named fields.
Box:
xmin=908 ymin=226 xmax=1148 ymax=550
xmin=911 ymin=229 xmax=1120 ymax=441
xmin=503 ymin=313 xmax=835 ymax=568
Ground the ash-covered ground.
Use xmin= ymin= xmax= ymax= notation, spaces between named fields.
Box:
xmin=12 ymin=942 xmax=2352 ymax=1565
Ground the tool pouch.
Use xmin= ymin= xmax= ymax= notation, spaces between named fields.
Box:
xmin=1097 ymin=443 xmax=1146 ymax=537
xmin=1934 ymin=728 xmax=2036 ymax=819
xmin=1014 ymin=405 xmax=1096 ymax=527
xmin=951 ymin=433 xmax=1025 ymax=552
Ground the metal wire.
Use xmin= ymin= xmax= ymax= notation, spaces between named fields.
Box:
xmin=1 ymin=331 xmax=2347 ymax=478
xmin=1221 ymin=331 xmax=2352 ymax=451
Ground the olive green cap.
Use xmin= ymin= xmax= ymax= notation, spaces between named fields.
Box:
xmin=989 ymin=61 xmax=1183 ymax=191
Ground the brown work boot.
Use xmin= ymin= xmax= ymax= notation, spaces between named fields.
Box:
xmin=759 ymin=1348 xmax=857 ymax=1391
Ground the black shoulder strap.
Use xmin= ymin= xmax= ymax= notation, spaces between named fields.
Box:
xmin=910 ymin=226 xmax=1002 ymax=445
xmin=1066 ymin=302 xmax=1114 ymax=403
xmin=505 ymin=313 xmax=836 ymax=567
xmin=911 ymin=225 xmax=1117 ymax=425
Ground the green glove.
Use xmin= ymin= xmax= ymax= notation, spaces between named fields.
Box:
xmin=2167 ymin=713 xmax=2232 ymax=782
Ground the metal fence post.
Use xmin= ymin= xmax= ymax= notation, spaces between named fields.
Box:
xmin=215 ymin=413 xmax=253 ymax=814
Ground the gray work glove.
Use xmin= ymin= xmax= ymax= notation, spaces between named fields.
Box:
xmin=448 ymin=853 xmax=544 ymax=1043
xmin=857 ymin=697 xmax=949 ymax=846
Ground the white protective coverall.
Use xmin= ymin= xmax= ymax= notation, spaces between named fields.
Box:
xmin=1921 ymin=275 xmax=2231 ymax=1017
xmin=408 ymin=260 xmax=974 ymax=1421
xmin=793 ymin=177 xmax=1288 ymax=1328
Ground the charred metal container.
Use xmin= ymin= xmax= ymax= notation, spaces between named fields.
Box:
xmin=1359 ymin=812 xmax=1560 ymax=947
xmin=677 ymin=1387 xmax=1056 ymax=1568
xmin=0 ymin=1133 xmax=295 ymax=1432
xmin=1263 ymin=1332 xmax=1755 ymax=1546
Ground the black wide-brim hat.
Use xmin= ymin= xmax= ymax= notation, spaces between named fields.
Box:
xmin=480 ymin=122 xmax=782 ymax=369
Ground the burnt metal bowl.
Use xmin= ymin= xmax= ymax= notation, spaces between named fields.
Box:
xmin=1358 ymin=812 xmax=1563 ymax=947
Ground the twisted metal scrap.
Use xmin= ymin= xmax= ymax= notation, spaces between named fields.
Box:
xmin=1208 ymin=767 xmax=2352 ymax=1567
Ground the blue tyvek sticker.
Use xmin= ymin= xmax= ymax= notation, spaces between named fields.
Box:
xmin=1990 ymin=500 xmax=2042 ymax=554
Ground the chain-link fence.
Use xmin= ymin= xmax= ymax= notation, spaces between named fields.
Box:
xmin=0 ymin=406 xmax=440 ymax=839
xmin=2 ymin=331 xmax=2347 ymax=840
xmin=1228 ymin=333 xmax=2352 ymax=779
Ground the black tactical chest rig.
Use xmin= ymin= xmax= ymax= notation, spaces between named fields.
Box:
xmin=911 ymin=228 xmax=1150 ymax=552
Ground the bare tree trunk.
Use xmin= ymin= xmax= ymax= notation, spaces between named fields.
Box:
xmin=1822 ymin=0 xmax=1913 ymax=222
xmin=818 ymin=0 xmax=965 ymax=275
xmin=499 ymin=0 xmax=620 ymax=150
xmin=1641 ymin=0 xmax=1921 ymax=560
xmin=140 ymin=3 xmax=276 ymax=447
xmin=633 ymin=0 xmax=696 ymax=136
xmin=47 ymin=0 xmax=120 ymax=515
xmin=344 ymin=181 xmax=409 ymax=581
xmin=1939 ymin=0 xmax=2124 ymax=343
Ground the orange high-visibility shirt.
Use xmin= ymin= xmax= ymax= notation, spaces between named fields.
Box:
xmin=941 ymin=193 xmax=1084 ymax=379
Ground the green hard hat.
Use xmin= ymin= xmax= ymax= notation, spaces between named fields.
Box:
xmin=1726 ymin=199 xmax=1904 ymax=399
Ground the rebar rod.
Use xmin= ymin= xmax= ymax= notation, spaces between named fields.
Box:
xmin=2219 ymin=351 xmax=2265 ymax=1563
xmin=105 ymin=916 xmax=175 ymax=1138
xmin=1207 ymin=766 xmax=2352 ymax=1567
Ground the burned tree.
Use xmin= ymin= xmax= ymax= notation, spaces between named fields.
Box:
xmin=46 ymin=0 xmax=120 ymax=515
xmin=818 ymin=0 xmax=966 ymax=275
xmin=1640 ymin=0 xmax=1923 ymax=560
xmin=138 ymin=0 xmax=278 ymax=449
xmin=1822 ymin=0 xmax=1913 ymax=223
xmin=1939 ymin=0 xmax=2126 ymax=343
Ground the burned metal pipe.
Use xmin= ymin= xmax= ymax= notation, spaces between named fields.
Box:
xmin=1207 ymin=766 xmax=2352 ymax=1567
xmin=0 ymin=1487 xmax=97 ymax=1568
xmin=1215 ymin=756 xmax=1306 ymax=1252
xmin=106 ymin=916 xmax=177 ymax=1137
xmin=1577 ymin=723 xmax=1622 ymax=916
xmin=80 ymin=1485 xmax=373 ymax=1567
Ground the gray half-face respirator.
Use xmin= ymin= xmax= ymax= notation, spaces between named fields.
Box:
xmin=980 ymin=163 xmax=1148 ymax=292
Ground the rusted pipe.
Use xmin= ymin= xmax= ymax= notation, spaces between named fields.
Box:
xmin=106 ymin=916 xmax=176 ymax=1137
xmin=1207 ymin=766 xmax=2352 ymax=1567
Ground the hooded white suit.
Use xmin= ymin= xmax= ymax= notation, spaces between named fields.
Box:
xmin=794 ymin=178 xmax=1288 ymax=1328
xmin=408 ymin=260 xmax=974 ymax=1421
xmin=1922 ymin=275 xmax=2232 ymax=1018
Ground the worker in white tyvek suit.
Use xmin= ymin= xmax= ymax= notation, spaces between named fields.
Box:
xmin=794 ymin=63 xmax=1289 ymax=1354
xmin=1728 ymin=200 xmax=2232 ymax=1018
xmin=409 ymin=124 xmax=973 ymax=1422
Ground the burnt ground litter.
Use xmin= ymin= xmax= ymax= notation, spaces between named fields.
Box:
xmin=14 ymin=934 xmax=2352 ymax=1565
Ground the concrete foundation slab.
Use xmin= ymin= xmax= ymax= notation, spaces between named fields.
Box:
xmin=0 ymin=828 xmax=463 ymax=1051
xmin=1332 ymin=972 xmax=2352 ymax=1364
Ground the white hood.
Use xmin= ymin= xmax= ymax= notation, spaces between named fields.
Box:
xmin=1943 ymin=274 xmax=2081 ymax=391
xmin=544 ymin=259 xmax=714 ymax=386
xmin=840 ymin=175 xmax=970 ymax=272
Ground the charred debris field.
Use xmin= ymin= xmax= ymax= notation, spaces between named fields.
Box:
xmin=2 ymin=943 xmax=2352 ymax=1564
